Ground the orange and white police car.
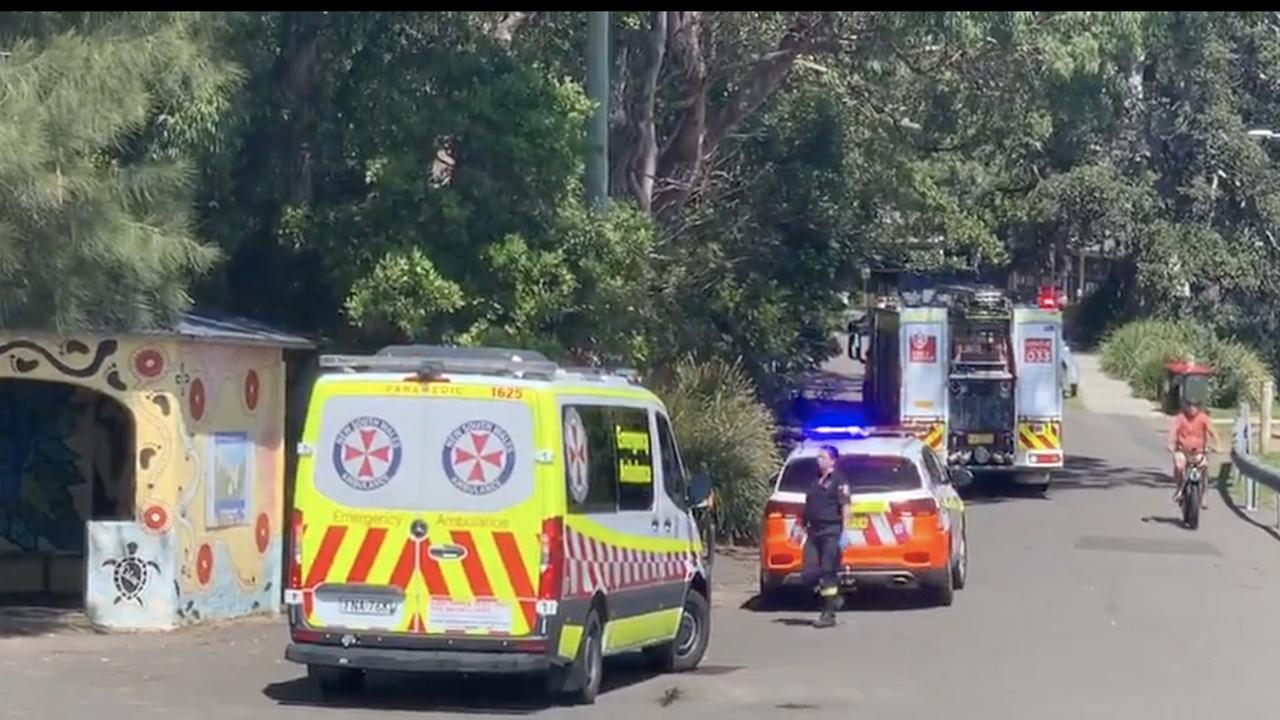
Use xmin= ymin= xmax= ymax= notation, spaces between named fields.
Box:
xmin=759 ymin=426 xmax=971 ymax=606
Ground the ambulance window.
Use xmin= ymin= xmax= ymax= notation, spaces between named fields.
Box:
xmin=614 ymin=408 xmax=655 ymax=512
xmin=656 ymin=413 xmax=688 ymax=511
xmin=563 ymin=405 xmax=618 ymax=514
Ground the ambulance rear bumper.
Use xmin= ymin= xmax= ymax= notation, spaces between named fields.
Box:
xmin=286 ymin=641 xmax=555 ymax=674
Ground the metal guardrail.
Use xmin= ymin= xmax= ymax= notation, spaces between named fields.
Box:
xmin=1230 ymin=401 xmax=1280 ymax=527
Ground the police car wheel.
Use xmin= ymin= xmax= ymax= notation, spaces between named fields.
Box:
xmin=952 ymin=526 xmax=968 ymax=591
xmin=924 ymin=562 xmax=955 ymax=607
xmin=308 ymin=665 xmax=364 ymax=697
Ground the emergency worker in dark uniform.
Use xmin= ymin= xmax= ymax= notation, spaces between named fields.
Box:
xmin=802 ymin=445 xmax=850 ymax=628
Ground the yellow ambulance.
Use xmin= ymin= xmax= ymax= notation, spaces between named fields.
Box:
xmin=283 ymin=346 xmax=714 ymax=705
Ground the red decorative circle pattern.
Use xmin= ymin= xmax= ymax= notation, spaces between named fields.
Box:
xmin=244 ymin=370 xmax=260 ymax=411
xmin=196 ymin=543 xmax=214 ymax=586
xmin=189 ymin=378 xmax=206 ymax=421
xmin=255 ymin=513 xmax=271 ymax=554
xmin=133 ymin=348 xmax=165 ymax=379
xmin=141 ymin=503 xmax=171 ymax=534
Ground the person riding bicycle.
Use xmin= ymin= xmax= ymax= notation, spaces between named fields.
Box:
xmin=1167 ymin=399 xmax=1219 ymax=509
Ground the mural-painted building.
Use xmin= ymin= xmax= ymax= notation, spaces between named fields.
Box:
xmin=0 ymin=314 xmax=312 ymax=630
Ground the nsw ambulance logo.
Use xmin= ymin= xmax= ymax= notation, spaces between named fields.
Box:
xmin=443 ymin=420 xmax=516 ymax=496
xmin=333 ymin=416 xmax=403 ymax=491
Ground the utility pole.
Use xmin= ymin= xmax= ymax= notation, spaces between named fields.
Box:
xmin=586 ymin=11 xmax=610 ymax=208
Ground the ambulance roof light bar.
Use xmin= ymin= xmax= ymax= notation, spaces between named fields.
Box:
xmin=558 ymin=366 xmax=643 ymax=385
xmin=318 ymin=353 xmax=560 ymax=380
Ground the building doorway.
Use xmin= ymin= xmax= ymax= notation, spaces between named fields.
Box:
xmin=0 ymin=379 xmax=135 ymax=628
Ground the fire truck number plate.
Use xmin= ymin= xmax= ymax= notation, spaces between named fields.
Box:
xmin=1024 ymin=338 xmax=1053 ymax=363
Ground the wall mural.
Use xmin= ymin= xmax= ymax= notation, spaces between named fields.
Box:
xmin=0 ymin=332 xmax=288 ymax=631
xmin=86 ymin=521 xmax=176 ymax=630
xmin=0 ymin=380 xmax=91 ymax=553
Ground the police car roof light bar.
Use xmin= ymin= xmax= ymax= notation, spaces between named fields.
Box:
xmin=807 ymin=425 xmax=871 ymax=438
xmin=318 ymin=353 xmax=560 ymax=379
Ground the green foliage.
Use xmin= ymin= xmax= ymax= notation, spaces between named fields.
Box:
xmin=344 ymin=248 xmax=466 ymax=342
xmin=652 ymin=356 xmax=780 ymax=543
xmin=1099 ymin=319 xmax=1273 ymax=407
xmin=0 ymin=14 xmax=233 ymax=331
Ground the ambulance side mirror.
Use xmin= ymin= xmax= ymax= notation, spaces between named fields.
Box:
xmin=688 ymin=470 xmax=714 ymax=508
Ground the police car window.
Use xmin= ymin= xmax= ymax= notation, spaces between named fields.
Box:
xmin=778 ymin=457 xmax=820 ymax=493
xmin=656 ymin=413 xmax=688 ymax=510
xmin=921 ymin=450 xmax=946 ymax=485
xmin=835 ymin=455 xmax=923 ymax=493
xmin=564 ymin=405 xmax=654 ymax=513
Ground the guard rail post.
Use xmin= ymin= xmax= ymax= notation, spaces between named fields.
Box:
xmin=1263 ymin=380 xmax=1275 ymax=455
xmin=1240 ymin=402 xmax=1259 ymax=512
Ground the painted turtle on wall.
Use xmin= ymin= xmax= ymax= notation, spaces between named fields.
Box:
xmin=102 ymin=541 xmax=161 ymax=606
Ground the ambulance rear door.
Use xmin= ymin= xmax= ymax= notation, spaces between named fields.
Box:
xmin=298 ymin=376 xmax=545 ymax=640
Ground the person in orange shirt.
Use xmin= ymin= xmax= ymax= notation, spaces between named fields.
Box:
xmin=1167 ymin=399 xmax=1219 ymax=508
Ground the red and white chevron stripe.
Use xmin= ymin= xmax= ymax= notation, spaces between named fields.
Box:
xmin=563 ymin=526 xmax=693 ymax=597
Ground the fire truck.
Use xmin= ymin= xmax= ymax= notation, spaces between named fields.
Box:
xmin=849 ymin=285 xmax=1065 ymax=491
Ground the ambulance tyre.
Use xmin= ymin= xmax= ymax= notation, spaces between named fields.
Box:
xmin=644 ymin=588 xmax=711 ymax=673
xmin=308 ymin=664 xmax=364 ymax=697
xmin=557 ymin=608 xmax=604 ymax=706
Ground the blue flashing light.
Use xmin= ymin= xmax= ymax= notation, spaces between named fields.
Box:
xmin=806 ymin=425 xmax=870 ymax=439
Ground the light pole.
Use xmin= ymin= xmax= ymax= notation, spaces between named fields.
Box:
xmin=586 ymin=12 xmax=610 ymax=208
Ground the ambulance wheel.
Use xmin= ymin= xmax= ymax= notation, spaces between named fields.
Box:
xmin=308 ymin=665 xmax=364 ymax=697
xmin=563 ymin=609 xmax=604 ymax=705
xmin=923 ymin=560 xmax=955 ymax=607
xmin=645 ymin=589 xmax=710 ymax=673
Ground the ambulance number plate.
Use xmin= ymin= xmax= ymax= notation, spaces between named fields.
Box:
xmin=339 ymin=597 xmax=398 ymax=616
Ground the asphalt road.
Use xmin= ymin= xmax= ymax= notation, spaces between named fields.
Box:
xmin=4 ymin=404 xmax=1280 ymax=719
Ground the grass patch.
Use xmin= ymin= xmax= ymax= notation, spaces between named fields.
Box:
xmin=1099 ymin=319 xmax=1273 ymax=408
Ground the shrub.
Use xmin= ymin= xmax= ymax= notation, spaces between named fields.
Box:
xmin=1099 ymin=319 xmax=1272 ymax=407
xmin=652 ymin=355 xmax=780 ymax=544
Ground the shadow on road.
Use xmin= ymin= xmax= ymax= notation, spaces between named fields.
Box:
xmin=1215 ymin=464 xmax=1280 ymax=544
xmin=0 ymin=596 xmax=95 ymax=638
xmin=743 ymin=585 xmax=938 ymax=617
xmin=263 ymin=655 xmax=662 ymax=714
xmin=961 ymin=455 xmax=1172 ymax=506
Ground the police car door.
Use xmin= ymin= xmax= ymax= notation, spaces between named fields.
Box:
xmin=921 ymin=448 xmax=959 ymax=552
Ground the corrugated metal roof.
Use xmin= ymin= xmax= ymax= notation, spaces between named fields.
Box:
xmin=137 ymin=312 xmax=314 ymax=350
